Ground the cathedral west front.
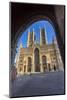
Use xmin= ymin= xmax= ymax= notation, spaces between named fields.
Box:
xmin=16 ymin=28 xmax=63 ymax=75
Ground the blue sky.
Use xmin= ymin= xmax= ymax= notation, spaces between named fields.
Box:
xmin=17 ymin=20 xmax=56 ymax=48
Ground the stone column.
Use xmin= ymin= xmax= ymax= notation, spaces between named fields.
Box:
xmin=26 ymin=58 xmax=28 ymax=74
xmin=32 ymin=53 xmax=35 ymax=73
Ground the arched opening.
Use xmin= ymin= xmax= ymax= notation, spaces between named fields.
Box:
xmin=15 ymin=19 xmax=64 ymax=74
xmin=34 ymin=48 xmax=40 ymax=72
xmin=53 ymin=64 xmax=56 ymax=71
xmin=13 ymin=17 xmax=64 ymax=66
xmin=42 ymin=55 xmax=47 ymax=72
xmin=48 ymin=63 xmax=51 ymax=71
xmin=24 ymin=65 xmax=26 ymax=73
xmin=28 ymin=57 xmax=32 ymax=72
xmin=11 ymin=5 xmax=64 ymax=74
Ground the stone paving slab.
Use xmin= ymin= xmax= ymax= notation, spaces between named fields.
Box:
xmin=10 ymin=71 xmax=65 ymax=97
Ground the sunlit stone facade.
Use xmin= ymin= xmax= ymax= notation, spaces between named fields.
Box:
xmin=16 ymin=28 xmax=63 ymax=75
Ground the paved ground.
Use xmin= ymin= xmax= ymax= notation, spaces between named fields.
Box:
xmin=10 ymin=71 xmax=65 ymax=97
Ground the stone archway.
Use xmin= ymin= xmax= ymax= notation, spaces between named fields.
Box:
xmin=11 ymin=3 xmax=64 ymax=68
xmin=34 ymin=48 xmax=40 ymax=72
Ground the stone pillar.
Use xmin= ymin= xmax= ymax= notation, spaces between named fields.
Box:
xmin=11 ymin=44 xmax=17 ymax=67
xmin=26 ymin=58 xmax=28 ymax=74
xmin=32 ymin=53 xmax=35 ymax=73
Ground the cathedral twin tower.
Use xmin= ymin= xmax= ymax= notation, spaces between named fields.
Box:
xmin=27 ymin=28 xmax=47 ymax=47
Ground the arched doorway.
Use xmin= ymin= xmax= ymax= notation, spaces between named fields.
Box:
xmin=24 ymin=65 xmax=26 ymax=73
xmin=42 ymin=55 xmax=47 ymax=72
xmin=28 ymin=57 xmax=32 ymax=72
xmin=34 ymin=48 xmax=40 ymax=72
xmin=48 ymin=63 xmax=51 ymax=71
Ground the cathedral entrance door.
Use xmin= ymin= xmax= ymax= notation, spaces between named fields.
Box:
xmin=42 ymin=55 xmax=47 ymax=72
xmin=24 ymin=65 xmax=26 ymax=73
xmin=28 ymin=57 xmax=32 ymax=72
xmin=34 ymin=48 xmax=40 ymax=72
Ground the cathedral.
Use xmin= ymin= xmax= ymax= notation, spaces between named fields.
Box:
xmin=16 ymin=28 xmax=63 ymax=75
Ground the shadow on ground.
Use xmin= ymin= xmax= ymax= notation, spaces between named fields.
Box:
xmin=10 ymin=71 xmax=65 ymax=97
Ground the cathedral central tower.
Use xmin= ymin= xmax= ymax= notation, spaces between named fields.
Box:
xmin=40 ymin=28 xmax=47 ymax=45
